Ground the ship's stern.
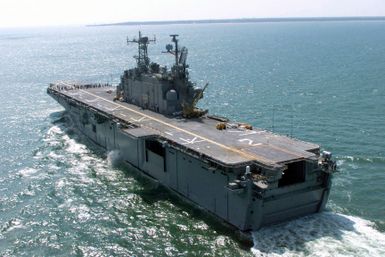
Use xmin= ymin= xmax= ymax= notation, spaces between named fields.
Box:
xmin=227 ymin=152 xmax=336 ymax=231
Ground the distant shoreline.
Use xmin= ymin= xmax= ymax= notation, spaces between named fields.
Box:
xmin=89 ymin=16 xmax=385 ymax=27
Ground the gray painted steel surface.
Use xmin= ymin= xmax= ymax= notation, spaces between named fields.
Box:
xmin=47 ymin=33 xmax=336 ymax=236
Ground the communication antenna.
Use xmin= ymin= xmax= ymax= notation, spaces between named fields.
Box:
xmin=272 ymin=105 xmax=275 ymax=133
xmin=290 ymin=108 xmax=294 ymax=138
xmin=163 ymin=34 xmax=182 ymax=67
xmin=170 ymin=34 xmax=179 ymax=66
xmin=163 ymin=34 xmax=189 ymax=76
xmin=127 ymin=31 xmax=156 ymax=72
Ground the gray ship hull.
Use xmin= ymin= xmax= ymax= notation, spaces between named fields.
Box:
xmin=47 ymin=83 xmax=333 ymax=235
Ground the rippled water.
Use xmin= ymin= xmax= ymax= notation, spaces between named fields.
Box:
xmin=1 ymin=22 xmax=384 ymax=256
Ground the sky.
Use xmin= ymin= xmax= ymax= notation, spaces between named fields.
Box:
xmin=0 ymin=0 xmax=384 ymax=28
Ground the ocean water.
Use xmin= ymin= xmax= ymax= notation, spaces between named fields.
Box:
xmin=0 ymin=21 xmax=384 ymax=256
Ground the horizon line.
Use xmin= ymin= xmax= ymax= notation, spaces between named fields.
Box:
xmin=90 ymin=16 xmax=385 ymax=27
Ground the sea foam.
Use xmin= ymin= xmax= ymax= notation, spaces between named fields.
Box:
xmin=252 ymin=212 xmax=385 ymax=257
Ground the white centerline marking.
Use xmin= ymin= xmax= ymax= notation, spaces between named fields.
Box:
xmin=180 ymin=136 xmax=205 ymax=145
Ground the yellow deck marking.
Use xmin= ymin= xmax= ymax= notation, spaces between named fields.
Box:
xmin=77 ymin=89 xmax=275 ymax=165
xmin=55 ymin=81 xmax=305 ymax=164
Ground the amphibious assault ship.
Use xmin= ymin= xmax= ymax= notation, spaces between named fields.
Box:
xmin=47 ymin=32 xmax=337 ymax=236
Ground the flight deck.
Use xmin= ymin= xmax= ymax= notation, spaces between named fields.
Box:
xmin=49 ymin=82 xmax=319 ymax=168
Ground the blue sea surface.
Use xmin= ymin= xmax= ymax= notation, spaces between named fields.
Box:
xmin=0 ymin=21 xmax=384 ymax=256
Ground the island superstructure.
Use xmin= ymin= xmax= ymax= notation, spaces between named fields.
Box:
xmin=47 ymin=32 xmax=337 ymax=234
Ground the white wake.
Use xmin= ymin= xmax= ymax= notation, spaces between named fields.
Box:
xmin=252 ymin=212 xmax=385 ymax=257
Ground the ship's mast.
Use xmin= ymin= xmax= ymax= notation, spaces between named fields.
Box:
xmin=170 ymin=34 xmax=179 ymax=66
xmin=164 ymin=34 xmax=189 ymax=78
xmin=127 ymin=31 xmax=156 ymax=73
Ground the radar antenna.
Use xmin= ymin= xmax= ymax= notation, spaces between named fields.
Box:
xmin=164 ymin=34 xmax=183 ymax=66
xmin=127 ymin=31 xmax=156 ymax=72
xmin=163 ymin=34 xmax=189 ymax=76
xmin=169 ymin=34 xmax=179 ymax=66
